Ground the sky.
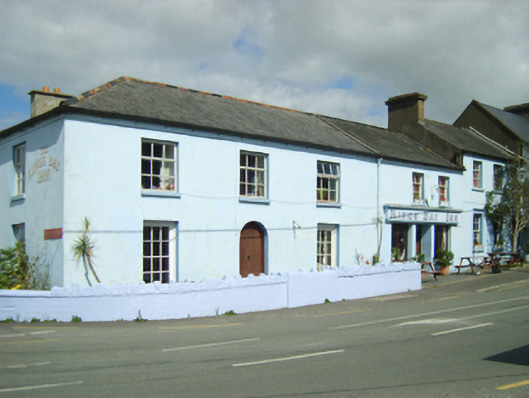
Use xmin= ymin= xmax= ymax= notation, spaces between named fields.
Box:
xmin=1 ymin=0 xmax=528 ymax=131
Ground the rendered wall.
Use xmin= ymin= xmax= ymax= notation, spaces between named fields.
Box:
xmin=0 ymin=263 xmax=420 ymax=322
xmin=0 ymin=119 xmax=65 ymax=285
xmin=61 ymin=118 xmax=379 ymax=287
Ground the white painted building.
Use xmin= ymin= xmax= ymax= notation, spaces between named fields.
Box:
xmin=0 ymin=78 xmax=511 ymax=287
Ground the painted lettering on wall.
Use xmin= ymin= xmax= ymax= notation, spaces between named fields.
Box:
xmin=387 ymin=209 xmax=459 ymax=225
xmin=28 ymin=146 xmax=61 ymax=184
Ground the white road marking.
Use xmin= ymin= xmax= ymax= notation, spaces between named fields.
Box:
xmin=432 ymin=322 xmax=493 ymax=336
xmin=4 ymin=361 xmax=51 ymax=370
xmin=232 ymin=349 xmax=344 ymax=367
xmin=0 ymin=334 xmax=25 ymax=339
xmin=329 ymin=295 xmax=529 ymax=330
xmin=395 ymin=319 xmax=459 ymax=327
xmin=162 ymin=337 xmax=260 ymax=352
xmin=29 ymin=330 xmax=57 ymax=336
xmin=0 ymin=381 xmax=83 ymax=393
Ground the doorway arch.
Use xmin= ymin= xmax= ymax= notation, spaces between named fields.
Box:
xmin=239 ymin=222 xmax=266 ymax=277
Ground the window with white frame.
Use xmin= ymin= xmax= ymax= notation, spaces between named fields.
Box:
xmin=412 ymin=172 xmax=424 ymax=203
xmin=141 ymin=140 xmax=177 ymax=192
xmin=13 ymin=143 xmax=26 ymax=196
xmin=473 ymin=213 xmax=482 ymax=249
xmin=143 ymin=222 xmax=176 ymax=283
xmin=239 ymin=151 xmax=267 ymax=198
xmin=317 ymin=161 xmax=340 ymax=203
xmin=438 ymin=176 xmax=449 ymax=205
xmin=493 ymin=164 xmax=504 ymax=191
xmin=317 ymin=224 xmax=337 ymax=270
xmin=473 ymin=161 xmax=482 ymax=189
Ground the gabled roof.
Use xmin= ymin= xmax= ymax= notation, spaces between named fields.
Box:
xmin=478 ymin=102 xmax=529 ymax=142
xmin=62 ymin=77 xmax=374 ymax=157
xmin=319 ymin=116 xmax=460 ymax=169
xmin=424 ymin=119 xmax=512 ymax=160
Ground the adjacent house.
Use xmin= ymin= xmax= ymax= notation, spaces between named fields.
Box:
xmin=0 ymin=77 xmax=512 ymax=287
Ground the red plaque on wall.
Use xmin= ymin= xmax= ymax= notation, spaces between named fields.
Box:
xmin=44 ymin=228 xmax=63 ymax=240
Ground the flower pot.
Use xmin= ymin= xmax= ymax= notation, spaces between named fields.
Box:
xmin=439 ymin=266 xmax=450 ymax=276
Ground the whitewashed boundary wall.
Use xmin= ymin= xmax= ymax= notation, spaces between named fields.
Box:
xmin=0 ymin=263 xmax=420 ymax=322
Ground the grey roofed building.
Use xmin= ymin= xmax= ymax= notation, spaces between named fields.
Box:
xmin=454 ymin=99 xmax=529 ymax=156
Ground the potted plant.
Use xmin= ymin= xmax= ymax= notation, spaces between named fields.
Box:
xmin=435 ymin=249 xmax=454 ymax=276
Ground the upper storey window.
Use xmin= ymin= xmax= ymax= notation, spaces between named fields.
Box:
xmin=473 ymin=161 xmax=482 ymax=189
xmin=412 ymin=172 xmax=424 ymax=203
xmin=13 ymin=143 xmax=26 ymax=196
xmin=141 ymin=140 xmax=177 ymax=192
xmin=493 ymin=164 xmax=504 ymax=191
xmin=317 ymin=161 xmax=340 ymax=203
xmin=240 ymin=151 xmax=267 ymax=198
xmin=438 ymin=176 xmax=449 ymax=206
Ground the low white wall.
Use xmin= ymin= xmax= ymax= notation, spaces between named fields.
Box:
xmin=0 ymin=263 xmax=420 ymax=322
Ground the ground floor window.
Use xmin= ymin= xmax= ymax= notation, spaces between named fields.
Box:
xmin=143 ymin=221 xmax=176 ymax=283
xmin=391 ymin=224 xmax=409 ymax=261
xmin=12 ymin=223 xmax=25 ymax=243
xmin=317 ymin=224 xmax=338 ymax=270
xmin=473 ymin=213 xmax=483 ymax=250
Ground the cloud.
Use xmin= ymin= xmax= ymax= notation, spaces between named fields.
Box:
xmin=0 ymin=0 xmax=528 ymax=129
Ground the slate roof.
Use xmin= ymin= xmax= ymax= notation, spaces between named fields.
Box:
xmin=478 ymin=102 xmax=529 ymax=142
xmin=62 ymin=77 xmax=374 ymax=157
xmin=424 ymin=119 xmax=512 ymax=160
xmin=319 ymin=116 xmax=459 ymax=169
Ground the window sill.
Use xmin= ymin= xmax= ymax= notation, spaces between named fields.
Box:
xmin=239 ymin=197 xmax=270 ymax=205
xmin=141 ymin=190 xmax=181 ymax=199
xmin=473 ymin=246 xmax=484 ymax=253
xmin=10 ymin=194 xmax=25 ymax=204
xmin=439 ymin=202 xmax=450 ymax=207
xmin=317 ymin=202 xmax=342 ymax=209
xmin=472 ymin=187 xmax=484 ymax=192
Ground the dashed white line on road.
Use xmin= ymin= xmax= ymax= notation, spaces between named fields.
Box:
xmin=1 ymin=361 xmax=51 ymax=370
xmin=232 ymin=349 xmax=345 ymax=367
xmin=162 ymin=337 xmax=260 ymax=352
xmin=432 ymin=322 xmax=493 ymax=336
xmin=0 ymin=381 xmax=83 ymax=393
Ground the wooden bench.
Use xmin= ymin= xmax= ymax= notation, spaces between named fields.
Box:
xmin=455 ymin=257 xmax=477 ymax=274
xmin=421 ymin=262 xmax=440 ymax=281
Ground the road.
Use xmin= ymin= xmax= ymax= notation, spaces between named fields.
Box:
xmin=1 ymin=268 xmax=529 ymax=397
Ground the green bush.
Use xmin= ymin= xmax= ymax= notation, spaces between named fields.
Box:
xmin=0 ymin=242 xmax=50 ymax=290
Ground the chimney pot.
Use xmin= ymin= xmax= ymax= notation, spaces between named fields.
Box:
xmin=54 ymin=88 xmax=61 ymax=94
xmin=42 ymin=86 xmax=50 ymax=92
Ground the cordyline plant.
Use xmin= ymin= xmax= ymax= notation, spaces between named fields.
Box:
xmin=72 ymin=217 xmax=100 ymax=286
xmin=486 ymin=157 xmax=529 ymax=252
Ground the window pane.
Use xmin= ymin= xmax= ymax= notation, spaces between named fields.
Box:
xmin=240 ymin=154 xmax=246 ymax=166
xmin=142 ymin=176 xmax=151 ymax=189
xmin=142 ymin=142 xmax=151 ymax=156
xmin=165 ymin=145 xmax=175 ymax=159
xmin=162 ymin=257 xmax=169 ymax=271
xmin=153 ymin=258 xmax=160 ymax=271
xmin=143 ymin=258 xmax=150 ymax=272
xmin=143 ymin=227 xmax=151 ymax=241
xmin=257 ymin=156 xmax=264 ymax=169
xmin=162 ymin=273 xmax=169 ymax=283
xmin=141 ymin=159 xmax=151 ymax=174
xmin=248 ymin=155 xmax=256 ymax=168
xmin=143 ymin=242 xmax=151 ymax=256
xmin=143 ymin=274 xmax=151 ymax=283
xmin=153 ymin=143 xmax=163 ymax=158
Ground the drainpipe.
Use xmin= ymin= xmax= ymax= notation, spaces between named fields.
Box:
xmin=376 ymin=158 xmax=383 ymax=262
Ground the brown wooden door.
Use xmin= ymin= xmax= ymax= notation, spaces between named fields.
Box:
xmin=240 ymin=222 xmax=265 ymax=277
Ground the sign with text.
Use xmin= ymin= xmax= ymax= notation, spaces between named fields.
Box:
xmin=386 ymin=208 xmax=460 ymax=225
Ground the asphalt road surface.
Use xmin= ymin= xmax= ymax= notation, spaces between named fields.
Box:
xmin=1 ymin=268 xmax=529 ymax=397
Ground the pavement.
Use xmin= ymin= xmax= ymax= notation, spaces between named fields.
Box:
xmin=421 ymin=263 xmax=529 ymax=288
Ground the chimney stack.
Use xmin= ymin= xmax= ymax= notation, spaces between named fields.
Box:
xmin=385 ymin=92 xmax=428 ymax=131
xmin=28 ymin=86 xmax=73 ymax=118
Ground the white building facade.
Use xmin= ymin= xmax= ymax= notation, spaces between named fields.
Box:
xmin=0 ymin=78 xmax=511 ymax=287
